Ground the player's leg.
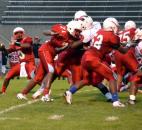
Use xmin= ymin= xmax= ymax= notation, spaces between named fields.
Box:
xmin=17 ymin=62 xmax=45 ymax=100
xmin=1 ymin=64 xmax=20 ymax=94
xmin=86 ymin=57 xmax=125 ymax=107
xmin=39 ymin=51 xmax=55 ymax=102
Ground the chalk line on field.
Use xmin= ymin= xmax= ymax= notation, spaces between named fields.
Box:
xmin=0 ymin=117 xmax=22 ymax=120
xmin=105 ymin=116 xmax=119 ymax=121
xmin=0 ymin=99 xmax=40 ymax=115
xmin=0 ymin=89 xmax=95 ymax=115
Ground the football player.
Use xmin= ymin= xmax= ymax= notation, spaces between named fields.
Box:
xmin=64 ymin=17 xmax=127 ymax=107
xmin=1 ymin=27 xmax=35 ymax=94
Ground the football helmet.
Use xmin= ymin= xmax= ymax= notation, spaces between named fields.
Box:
xmin=51 ymin=24 xmax=68 ymax=39
xmin=82 ymin=16 xmax=94 ymax=30
xmin=124 ymin=20 xmax=136 ymax=30
xmin=13 ymin=27 xmax=25 ymax=34
xmin=74 ymin=10 xmax=87 ymax=20
xmin=66 ymin=20 xmax=83 ymax=36
xmin=103 ymin=17 xmax=119 ymax=34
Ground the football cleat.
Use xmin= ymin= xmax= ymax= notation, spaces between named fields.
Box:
xmin=0 ymin=91 xmax=6 ymax=95
xmin=17 ymin=93 xmax=28 ymax=100
xmin=127 ymin=99 xmax=136 ymax=105
xmin=32 ymin=90 xmax=43 ymax=99
xmin=64 ymin=91 xmax=72 ymax=104
xmin=41 ymin=94 xmax=53 ymax=102
xmin=113 ymin=101 xmax=125 ymax=107
xmin=32 ymin=89 xmax=52 ymax=99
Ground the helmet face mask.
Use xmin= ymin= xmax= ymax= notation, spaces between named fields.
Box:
xmin=13 ymin=27 xmax=25 ymax=40
xmin=13 ymin=27 xmax=25 ymax=34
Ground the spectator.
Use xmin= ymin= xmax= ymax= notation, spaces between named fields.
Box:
xmin=33 ymin=36 xmax=41 ymax=65
xmin=2 ymin=48 xmax=8 ymax=74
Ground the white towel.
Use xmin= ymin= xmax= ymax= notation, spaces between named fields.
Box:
xmin=20 ymin=62 xmax=27 ymax=77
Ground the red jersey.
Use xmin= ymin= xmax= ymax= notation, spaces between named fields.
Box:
xmin=38 ymin=40 xmax=56 ymax=58
xmin=6 ymin=44 xmax=19 ymax=53
xmin=18 ymin=36 xmax=35 ymax=63
xmin=38 ymin=34 xmax=70 ymax=57
xmin=90 ymin=29 xmax=120 ymax=59
xmin=8 ymin=51 xmax=20 ymax=67
xmin=119 ymin=28 xmax=136 ymax=44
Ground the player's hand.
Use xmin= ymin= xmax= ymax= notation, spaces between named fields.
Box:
xmin=0 ymin=43 xmax=5 ymax=50
xmin=10 ymin=36 xmax=16 ymax=45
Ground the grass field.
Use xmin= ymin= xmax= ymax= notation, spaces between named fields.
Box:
xmin=0 ymin=77 xmax=142 ymax=130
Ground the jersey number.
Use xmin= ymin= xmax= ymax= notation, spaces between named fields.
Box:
xmin=119 ymin=31 xmax=130 ymax=44
xmin=91 ymin=35 xmax=103 ymax=50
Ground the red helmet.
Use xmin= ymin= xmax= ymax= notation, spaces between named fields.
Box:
xmin=51 ymin=24 xmax=68 ymax=39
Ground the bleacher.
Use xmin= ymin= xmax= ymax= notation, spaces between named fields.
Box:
xmin=1 ymin=0 xmax=142 ymax=26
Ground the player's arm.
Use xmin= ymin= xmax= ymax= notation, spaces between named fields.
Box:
xmin=43 ymin=30 xmax=58 ymax=36
xmin=0 ymin=42 xmax=16 ymax=53
xmin=55 ymin=42 xmax=69 ymax=53
xmin=113 ymin=41 xmax=138 ymax=53
xmin=13 ymin=41 xmax=30 ymax=49
xmin=15 ymin=37 xmax=33 ymax=48
xmin=0 ymin=43 xmax=5 ymax=50
xmin=117 ymin=45 xmax=130 ymax=53
xmin=111 ymin=34 xmax=131 ymax=53
xmin=69 ymin=40 xmax=83 ymax=49
xmin=68 ymin=34 xmax=86 ymax=49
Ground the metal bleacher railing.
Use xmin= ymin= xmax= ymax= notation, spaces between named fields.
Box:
xmin=1 ymin=0 xmax=142 ymax=26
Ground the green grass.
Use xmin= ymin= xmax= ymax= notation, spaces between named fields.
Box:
xmin=0 ymin=77 xmax=142 ymax=130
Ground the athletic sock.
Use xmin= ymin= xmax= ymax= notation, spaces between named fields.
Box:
xmin=1 ymin=85 xmax=6 ymax=93
xmin=69 ymin=85 xmax=78 ymax=94
xmin=112 ymin=92 xmax=119 ymax=102
xmin=43 ymin=88 xmax=49 ymax=95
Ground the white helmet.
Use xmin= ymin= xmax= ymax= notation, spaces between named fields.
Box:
xmin=103 ymin=17 xmax=119 ymax=34
xmin=74 ymin=10 xmax=87 ymax=20
xmin=66 ymin=20 xmax=83 ymax=36
xmin=13 ymin=27 xmax=25 ymax=34
xmin=82 ymin=16 xmax=94 ymax=30
xmin=124 ymin=20 xmax=136 ymax=30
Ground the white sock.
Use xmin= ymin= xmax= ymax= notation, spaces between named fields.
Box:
xmin=105 ymin=92 xmax=112 ymax=100
xmin=130 ymin=95 xmax=136 ymax=101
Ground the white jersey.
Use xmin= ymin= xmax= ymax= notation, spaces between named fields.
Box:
xmin=135 ymin=41 xmax=142 ymax=66
xmin=81 ymin=21 xmax=101 ymax=43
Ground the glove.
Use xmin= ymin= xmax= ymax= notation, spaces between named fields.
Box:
xmin=15 ymin=41 xmax=21 ymax=46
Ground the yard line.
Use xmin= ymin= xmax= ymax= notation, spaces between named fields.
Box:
xmin=0 ymin=99 xmax=40 ymax=115
xmin=0 ymin=89 xmax=95 ymax=115
xmin=0 ymin=117 xmax=22 ymax=120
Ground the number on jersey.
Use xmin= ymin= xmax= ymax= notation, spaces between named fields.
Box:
xmin=91 ymin=34 xmax=103 ymax=49
xmin=119 ymin=31 xmax=130 ymax=44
